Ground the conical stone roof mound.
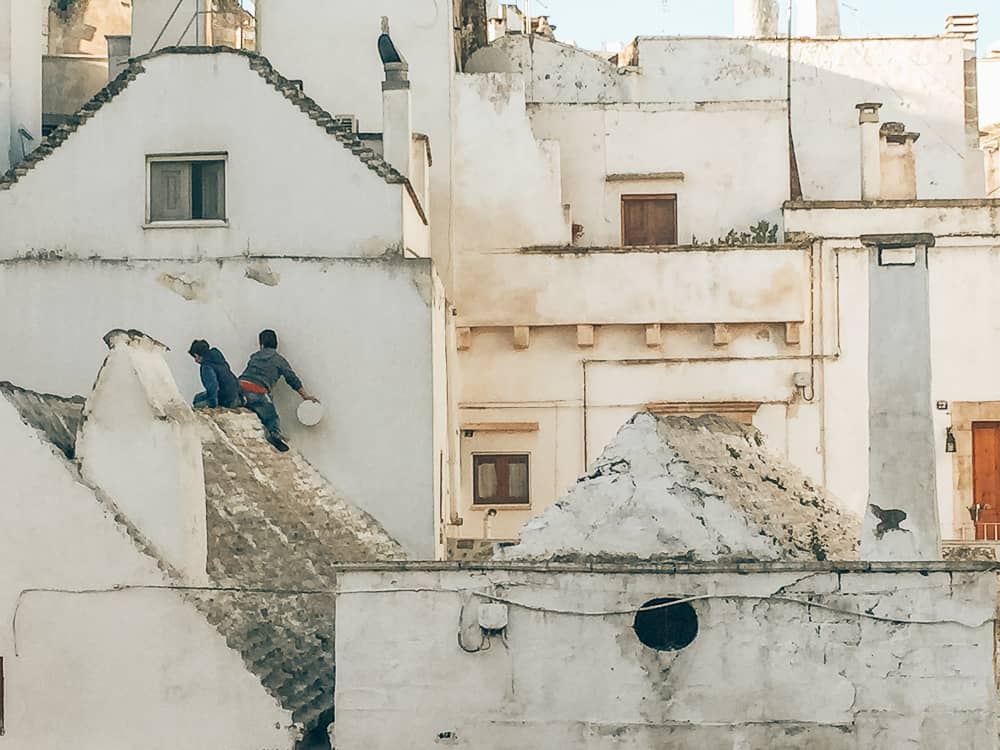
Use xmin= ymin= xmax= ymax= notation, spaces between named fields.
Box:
xmin=503 ymin=412 xmax=861 ymax=563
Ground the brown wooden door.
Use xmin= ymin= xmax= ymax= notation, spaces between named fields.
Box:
xmin=622 ymin=194 xmax=677 ymax=246
xmin=972 ymin=422 xmax=1000 ymax=539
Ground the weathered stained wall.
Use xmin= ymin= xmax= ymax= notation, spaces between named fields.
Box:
xmin=457 ymin=246 xmax=807 ymax=327
xmin=524 ymin=102 xmax=788 ymax=246
xmin=0 ymin=256 xmax=439 ymax=557
xmin=47 ymin=0 xmax=131 ymax=56
xmin=42 ymin=54 xmax=108 ymax=114
xmin=453 ymin=73 xmax=568 ymax=251
xmin=257 ymin=0 xmax=456 ymax=290
xmin=469 ymin=35 xmax=980 ymax=204
xmin=335 ymin=564 xmax=999 ymax=749
xmin=0 ymin=51 xmax=406 ymax=260
xmin=0 ymin=394 xmax=295 ymax=749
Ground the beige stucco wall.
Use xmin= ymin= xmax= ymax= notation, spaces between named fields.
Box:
xmin=0 ymin=395 xmax=295 ymax=749
xmin=42 ymin=54 xmax=109 ymax=114
xmin=47 ymin=0 xmax=131 ymax=56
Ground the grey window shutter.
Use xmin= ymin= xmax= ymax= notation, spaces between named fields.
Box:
xmin=150 ymin=161 xmax=192 ymax=221
xmin=198 ymin=161 xmax=226 ymax=220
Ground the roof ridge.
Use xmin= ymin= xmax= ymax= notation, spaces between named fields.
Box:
xmin=0 ymin=45 xmax=420 ymax=204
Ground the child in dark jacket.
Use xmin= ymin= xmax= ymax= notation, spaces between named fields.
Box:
xmin=188 ymin=340 xmax=242 ymax=409
xmin=238 ymin=329 xmax=318 ymax=451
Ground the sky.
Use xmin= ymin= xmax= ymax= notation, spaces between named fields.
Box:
xmin=524 ymin=0 xmax=1000 ymax=52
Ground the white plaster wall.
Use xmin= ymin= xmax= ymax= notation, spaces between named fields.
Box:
xmin=457 ymin=247 xmax=807 ymax=326
xmin=785 ymin=204 xmax=1000 ymax=536
xmin=1 ymin=0 xmax=43 ymax=172
xmin=0 ymin=52 xmax=405 ymax=260
xmin=453 ymin=73 xmax=568 ymax=251
xmin=470 ymin=35 xmax=976 ymax=202
xmin=0 ymin=256 xmax=439 ymax=557
xmin=522 ymin=103 xmax=788 ymax=247
xmin=0 ymin=396 xmax=294 ymax=749
xmin=131 ymin=0 xmax=203 ymax=55
xmin=76 ymin=341 xmax=209 ymax=583
xmin=335 ymin=567 xmax=999 ymax=748
xmin=980 ymin=57 xmax=1000 ymax=128
xmin=257 ymin=0 xmax=456 ymax=290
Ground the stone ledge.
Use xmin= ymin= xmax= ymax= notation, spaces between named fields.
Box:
xmin=331 ymin=560 xmax=1000 ymax=574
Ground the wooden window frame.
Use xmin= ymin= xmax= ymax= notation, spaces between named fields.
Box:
xmin=144 ymin=152 xmax=229 ymax=228
xmin=472 ymin=453 xmax=531 ymax=507
xmin=620 ymin=193 xmax=678 ymax=247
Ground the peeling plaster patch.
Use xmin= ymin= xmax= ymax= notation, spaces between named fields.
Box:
xmin=244 ymin=262 xmax=281 ymax=287
xmin=157 ymin=273 xmax=205 ymax=301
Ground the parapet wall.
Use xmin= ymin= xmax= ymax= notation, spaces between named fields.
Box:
xmin=334 ymin=562 xmax=999 ymax=749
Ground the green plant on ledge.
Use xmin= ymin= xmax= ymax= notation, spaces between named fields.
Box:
xmin=692 ymin=220 xmax=780 ymax=246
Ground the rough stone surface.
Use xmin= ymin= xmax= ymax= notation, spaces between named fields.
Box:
xmin=0 ymin=381 xmax=84 ymax=457
xmin=192 ymin=410 xmax=404 ymax=733
xmin=503 ymin=412 xmax=861 ymax=563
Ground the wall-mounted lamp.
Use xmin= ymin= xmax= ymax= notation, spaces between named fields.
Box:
xmin=945 ymin=427 xmax=957 ymax=454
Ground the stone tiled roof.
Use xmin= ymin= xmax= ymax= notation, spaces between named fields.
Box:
xmin=0 ymin=381 xmax=84 ymax=458
xmin=5 ymin=382 xmax=403 ymax=737
xmin=0 ymin=46 xmax=414 ymax=195
xmin=504 ymin=412 xmax=861 ymax=563
xmin=192 ymin=411 xmax=404 ymax=733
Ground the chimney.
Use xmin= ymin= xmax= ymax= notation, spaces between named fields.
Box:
xmin=76 ymin=330 xmax=208 ymax=584
xmin=105 ymin=35 xmax=132 ymax=82
xmin=796 ymin=0 xmax=841 ymax=37
xmin=0 ymin=0 xmax=43 ymax=173
xmin=879 ymin=122 xmax=920 ymax=200
xmin=856 ymin=102 xmax=882 ymax=200
xmin=378 ymin=17 xmax=412 ymax=178
xmin=861 ymin=233 xmax=941 ymax=561
xmin=734 ymin=0 xmax=779 ymax=37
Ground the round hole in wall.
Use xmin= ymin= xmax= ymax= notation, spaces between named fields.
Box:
xmin=632 ymin=598 xmax=698 ymax=651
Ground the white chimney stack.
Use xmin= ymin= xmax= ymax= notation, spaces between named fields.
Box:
xmin=734 ymin=0 xmax=779 ymax=37
xmin=76 ymin=330 xmax=209 ymax=584
xmin=879 ymin=122 xmax=920 ymax=200
xmin=856 ymin=102 xmax=883 ymax=201
xmin=379 ymin=17 xmax=412 ymax=178
xmin=796 ymin=0 xmax=841 ymax=37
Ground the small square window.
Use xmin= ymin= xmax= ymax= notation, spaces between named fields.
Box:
xmin=621 ymin=194 xmax=677 ymax=246
xmin=148 ymin=156 xmax=226 ymax=223
xmin=473 ymin=454 xmax=530 ymax=506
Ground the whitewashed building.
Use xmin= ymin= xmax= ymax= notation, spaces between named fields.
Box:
xmin=4 ymin=1 xmax=1000 ymax=554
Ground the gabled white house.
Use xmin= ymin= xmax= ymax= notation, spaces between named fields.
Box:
xmin=0 ymin=44 xmax=446 ymax=557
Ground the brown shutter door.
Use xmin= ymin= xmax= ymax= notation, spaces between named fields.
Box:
xmin=622 ymin=195 xmax=677 ymax=246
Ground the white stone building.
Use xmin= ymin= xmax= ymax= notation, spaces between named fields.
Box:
xmin=1 ymin=330 xmax=401 ymax=749
xmin=0 ymin=42 xmax=445 ymax=558
xmin=4 ymin=0 xmax=1000 ymax=555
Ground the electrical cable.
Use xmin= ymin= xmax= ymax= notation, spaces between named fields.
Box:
xmin=13 ymin=580 xmax=990 ymax=657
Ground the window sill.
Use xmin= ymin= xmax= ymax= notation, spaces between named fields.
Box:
xmin=471 ymin=504 xmax=533 ymax=511
xmin=143 ymin=219 xmax=229 ymax=230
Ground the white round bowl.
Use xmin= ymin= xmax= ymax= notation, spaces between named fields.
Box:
xmin=297 ymin=400 xmax=324 ymax=427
